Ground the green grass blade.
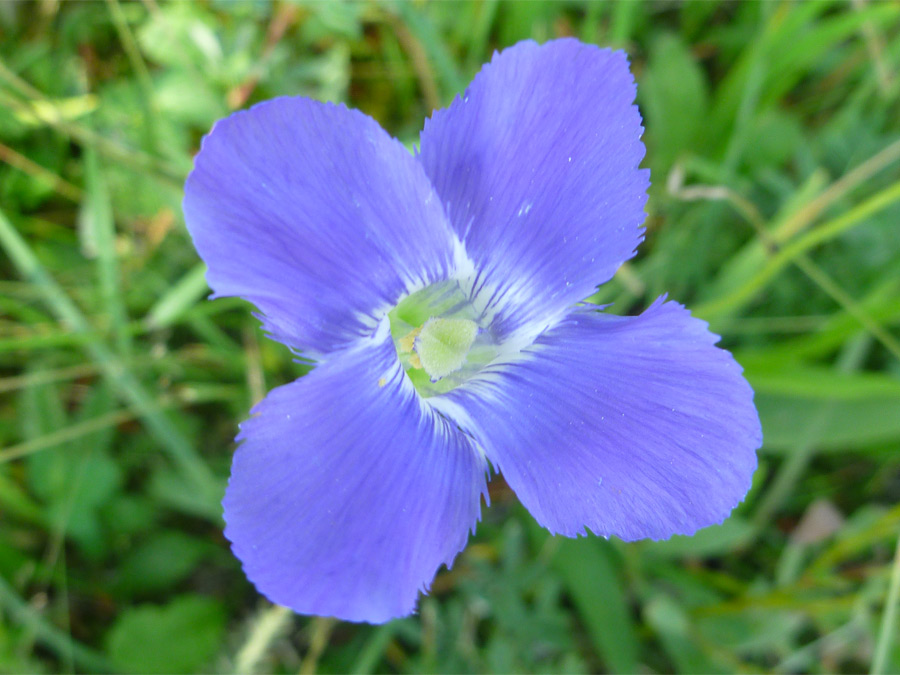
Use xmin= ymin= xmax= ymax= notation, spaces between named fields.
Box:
xmin=105 ymin=0 xmax=160 ymax=156
xmin=750 ymin=335 xmax=870 ymax=535
xmin=82 ymin=147 xmax=132 ymax=355
xmin=0 ymin=207 xmax=222 ymax=519
xmin=0 ymin=574 xmax=114 ymax=672
xmin=697 ymin=179 xmax=900 ymax=318
xmin=871 ymin=532 xmax=900 ymax=674
xmin=0 ymin=408 xmax=135 ymax=463
xmin=144 ymin=262 xmax=209 ymax=329
xmin=530 ymin=524 xmax=639 ymax=673
xmin=394 ymin=3 xmax=467 ymax=98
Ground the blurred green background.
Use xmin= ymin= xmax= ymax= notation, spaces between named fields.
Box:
xmin=2 ymin=0 xmax=900 ymax=672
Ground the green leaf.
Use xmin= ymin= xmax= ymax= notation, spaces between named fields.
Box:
xmin=640 ymin=33 xmax=710 ymax=174
xmin=739 ymin=107 xmax=805 ymax=171
xmin=745 ymin=363 xmax=900 ymax=400
xmin=539 ymin=531 xmax=638 ymax=673
xmin=106 ymin=595 xmax=225 ymax=673
xmin=757 ymin=392 xmax=900 ymax=452
xmin=116 ymin=531 xmax=209 ymax=595
xmin=645 ymin=594 xmax=726 ymax=673
xmin=144 ymin=263 xmax=209 ymax=330
xmin=643 ymin=517 xmax=754 ymax=558
xmin=136 ymin=5 xmax=223 ymax=72
xmin=10 ymin=94 xmax=99 ymax=126
xmin=153 ymin=71 xmax=226 ymax=128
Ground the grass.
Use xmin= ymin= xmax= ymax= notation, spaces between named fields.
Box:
xmin=1 ymin=0 xmax=899 ymax=672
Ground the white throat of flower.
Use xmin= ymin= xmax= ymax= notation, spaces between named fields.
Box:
xmin=386 ymin=238 xmax=550 ymax=398
xmin=388 ymin=276 xmax=498 ymax=396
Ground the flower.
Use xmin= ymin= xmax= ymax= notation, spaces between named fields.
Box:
xmin=183 ymin=38 xmax=762 ymax=624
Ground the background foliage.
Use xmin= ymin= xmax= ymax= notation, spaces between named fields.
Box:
xmin=1 ymin=0 xmax=900 ymax=672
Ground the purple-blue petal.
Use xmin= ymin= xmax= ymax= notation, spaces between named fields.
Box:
xmin=223 ymin=321 xmax=488 ymax=623
xmin=184 ymin=97 xmax=458 ymax=355
xmin=418 ymin=39 xmax=649 ymax=339
xmin=436 ymin=299 xmax=761 ymax=541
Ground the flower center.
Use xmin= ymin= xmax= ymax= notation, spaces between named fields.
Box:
xmin=388 ymin=280 xmax=499 ymax=396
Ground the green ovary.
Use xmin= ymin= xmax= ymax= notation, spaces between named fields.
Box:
xmin=415 ymin=317 xmax=478 ymax=380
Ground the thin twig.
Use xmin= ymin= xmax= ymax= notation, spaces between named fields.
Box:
xmin=227 ymin=3 xmax=299 ymax=109
xmin=388 ymin=14 xmax=441 ymax=112
xmin=234 ymin=604 xmax=293 ymax=674
xmin=0 ymin=575 xmax=113 ymax=672
xmin=670 ymin=166 xmax=900 ymax=361
xmin=0 ymin=141 xmax=82 ymax=201
xmin=243 ymin=325 xmax=266 ymax=407
xmin=299 ymin=617 xmax=337 ymax=675
xmin=106 ymin=0 xmax=160 ymax=154
xmin=775 ymin=137 xmax=900 ymax=242
xmin=851 ymin=0 xmax=894 ymax=96
xmin=0 ymin=409 xmax=136 ymax=463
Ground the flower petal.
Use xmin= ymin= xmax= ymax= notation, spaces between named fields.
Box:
xmin=184 ymin=97 xmax=459 ymax=355
xmin=223 ymin=321 xmax=488 ymax=623
xmin=418 ymin=39 xmax=649 ymax=339
xmin=433 ymin=299 xmax=760 ymax=541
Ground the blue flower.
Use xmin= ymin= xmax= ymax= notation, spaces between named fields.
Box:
xmin=183 ymin=39 xmax=761 ymax=623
